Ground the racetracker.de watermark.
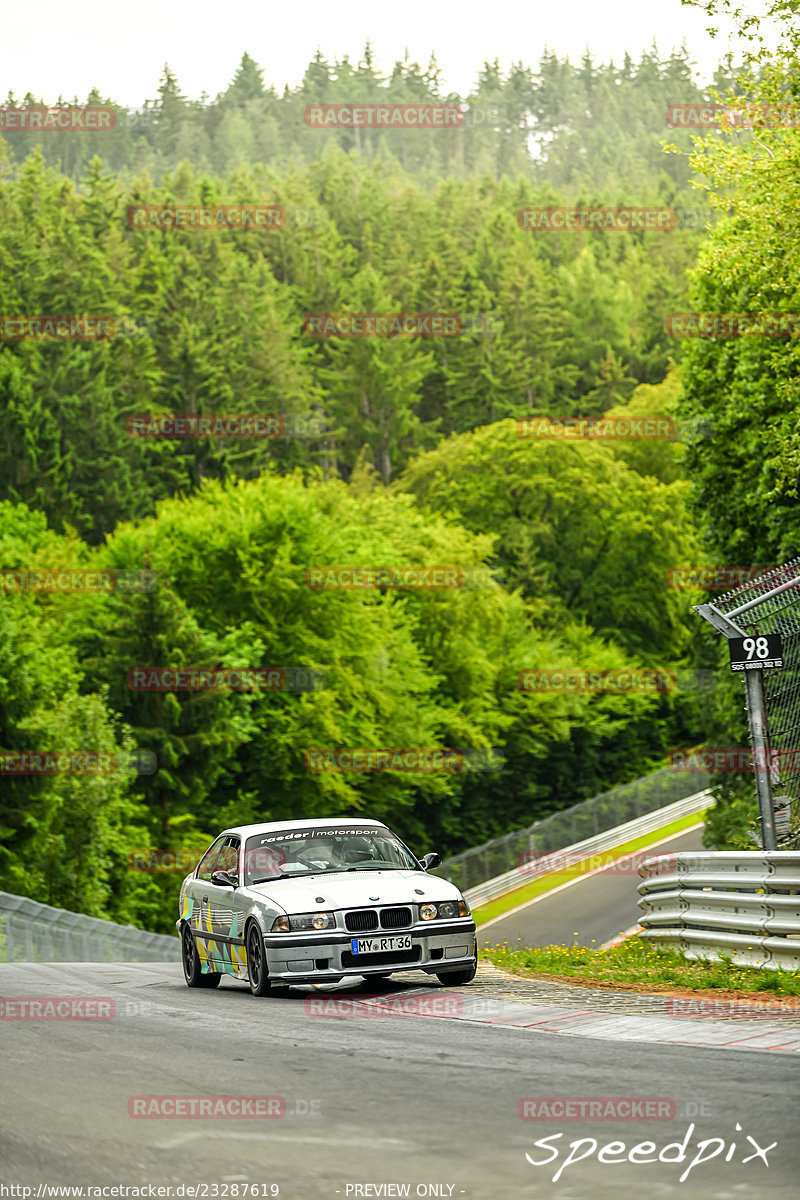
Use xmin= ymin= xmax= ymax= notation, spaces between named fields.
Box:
xmin=518 ymin=669 xmax=676 ymax=694
xmin=303 ymin=565 xmax=498 ymax=589
xmin=303 ymin=313 xmax=461 ymax=337
xmin=666 ymin=312 xmax=800 ymax=337
xmin=667 ymin=746 xmax=800 ymax=771
xmin=518 ymin=207 xmax=676 ymax=231
xmin=519 ymin=1098 xmax=676 ymax=1120
xmin=127 ymin=1096 xmax=289 ymax=1119
xmin=127 ymin=667 xmax=326 ymax=692
xmin=128 ymin=846 xmax=287 ymax=874
xmin=0 ymin=569 xmax=157 ymax=593
xmin=1 ymin=996 xmax=115 ymax=1019
xmin=666 ymin=102 xmax=800 ymax=128
xmin=0 ymin=106 xmax=115 ymax=132
xmin=126 ymin=205 xmax=286 ymax=230
xmin=667 ymin=997 xmax=800 ymax=1018
xmin=1 ymin=316 xmax=115 ymax=340
xmin=665 ymin=565 xmax=795 ymax=590
xmin=517 ymin=850 xmax=677 ymax=877
xmin=305 ymin=994 xmax=467 ymax=1019
xmin=516 ymin=416 xmax=677 ymax=440
xmin=1 ymin=750 xmax=157 ymax=775
xmin=127 ymin=413 xmax=285 ymax=438
xmin=304 ymin=104 xmax=462 ymax=128
xmin=304 ymin=748 xmax=502 ymax=772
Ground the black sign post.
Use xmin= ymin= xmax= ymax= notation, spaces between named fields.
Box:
xmin=728 ymin=633 xmax=783 ymax=673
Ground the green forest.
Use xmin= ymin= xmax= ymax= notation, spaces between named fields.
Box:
xmin=1 ymin=5 xmax=799 ymax=932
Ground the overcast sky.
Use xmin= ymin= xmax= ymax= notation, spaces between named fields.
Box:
xmin=1 ymin=0 xmax=774 ymax=107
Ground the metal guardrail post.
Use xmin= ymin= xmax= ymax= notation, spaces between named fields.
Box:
xmin=746 ymin=669 xmax=777 ymax=851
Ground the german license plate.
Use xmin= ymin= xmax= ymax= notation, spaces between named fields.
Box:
xmin=351 ymin=934 xmax=412 ymax=954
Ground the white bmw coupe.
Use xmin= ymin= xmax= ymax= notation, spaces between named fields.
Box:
xmin=177 ymin=818 xmax=477 ymax=995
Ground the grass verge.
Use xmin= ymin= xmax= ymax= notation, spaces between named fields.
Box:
xmin=481 ymin=936 xmax=800 ymax=1000
xmin=472 ymin=809 xmax=707 ymax=927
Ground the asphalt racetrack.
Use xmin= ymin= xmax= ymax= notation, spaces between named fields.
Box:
xmin=480 ymin=826 xmax=707 ymax=950
xmin=1 ymin=957 xmax=797 ymax=1199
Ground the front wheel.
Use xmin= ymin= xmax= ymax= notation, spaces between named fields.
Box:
xmin=435 ymin=962 xmax=477 ymax=986
xmin=182 ymin=925 xmax=221 ymax=988
xmin=247 ymin=924 xmax=271 ymax=996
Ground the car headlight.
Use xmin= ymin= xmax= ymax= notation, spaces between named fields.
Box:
xmin=419 ymin=900 xmax=469 ymax=920
xmin=270 ymin=911 xmax=335 ymax=933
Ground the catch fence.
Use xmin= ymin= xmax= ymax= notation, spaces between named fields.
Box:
xmin=439 ymin=765 xmax=710 ymax=892
xmin=696 ymin=558 xmax=800 ymax=849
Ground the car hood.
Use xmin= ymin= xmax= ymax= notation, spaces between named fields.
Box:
xmin=243 ymin=870 xmax=461 ymax=913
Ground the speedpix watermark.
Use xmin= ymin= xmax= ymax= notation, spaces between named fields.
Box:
xmin=0 ymin=569 xmax=157 ymax=593
xmin=0 ymin=106 xmax=115 ymax=131
xmin=127 ymin=667 xmax=326 ymax=692
xmin=303 ymin=313 xmax=461 ymax=337
xmin=524 ymin=1122 xmax=775 ymax=1185
xmin=518 ymin=207 xmax=676 ymax=231
xmin=127 ymin=205 xmax=285 ymax=230
xmin=517 ymin=416 xmax=676 ymax=440
xmin=127 ymin=1095 xmax=319 ymax=1118
xmin=305 ymin=104 xmax=462 ymax=128
xmin=666 ymin=312 xmax=800 ymax=337
xmin=1 ymin=750 xmax=156 ymax=775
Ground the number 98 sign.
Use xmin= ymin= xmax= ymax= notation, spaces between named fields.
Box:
xmin=728 ymin=634 xmax=783 ymax=672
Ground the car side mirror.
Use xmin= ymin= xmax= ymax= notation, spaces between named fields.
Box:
xmin=211 ymin=870 xmax=236 ymax=888
xmin=419 ymin=852 xmax=442 ymax=871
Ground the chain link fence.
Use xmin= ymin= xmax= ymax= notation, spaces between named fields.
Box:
xmin=698 ymin=557 xmax=800 ymax=847
xmin=0 ymin=891 xmax=178 ymax=963
xmin=437 ymin=765 xmax=710 ymax=892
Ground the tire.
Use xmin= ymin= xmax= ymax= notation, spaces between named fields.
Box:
xmin=182 ymin=924 xmax=222 ymax=988
xmin=435 ymin=961 xmax=477 ymax=986
xmin=246 ymin=924 xmax=271 ymax=996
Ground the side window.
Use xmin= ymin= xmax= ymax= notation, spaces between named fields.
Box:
xmin=196 ymin=836 xmax=226 ymax=883
xmin=216 ymin=838 xmax=240 ymax=878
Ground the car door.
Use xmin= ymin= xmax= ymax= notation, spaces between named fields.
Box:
xmin=191 ymin=835 xmax=227 ymax=970
xmin=210 ymin=836 xmax=247 ymax=977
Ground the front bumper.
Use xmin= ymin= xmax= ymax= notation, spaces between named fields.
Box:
xmin=262 ymin=919 xmax=477 ymax=983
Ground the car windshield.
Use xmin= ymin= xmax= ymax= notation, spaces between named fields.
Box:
xmin=243 ymin=826 xmax=419 ymax=885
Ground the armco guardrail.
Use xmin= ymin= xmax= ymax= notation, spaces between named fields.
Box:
xmin=0 ymin=892 xmax=178 ymax=963
xmin=459 ymin=789 xmax=711 ymax=909
xmin=638 ymin=851 xmax=800 ymax=969
xmin=440 ymin=765 xmax=711 ymax=892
